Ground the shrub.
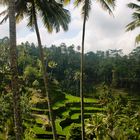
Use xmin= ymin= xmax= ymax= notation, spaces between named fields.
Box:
xmin=68 ymin=124 xmax=81 ymax=140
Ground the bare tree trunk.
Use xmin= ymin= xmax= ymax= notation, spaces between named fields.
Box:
xmin=80 ymin=0 xmax=88 ymax=140
xmin=32 ymin=1 xmax=57 ymax=140
xmin=9 ymin=0 xmax=22 ymax=139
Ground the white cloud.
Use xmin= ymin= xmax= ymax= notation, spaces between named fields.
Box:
xmin=0 ymin=0 xmax=139 ymax=54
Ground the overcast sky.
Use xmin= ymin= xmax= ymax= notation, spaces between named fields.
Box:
xmin=0 ymin=0 xmax=139 ymax=54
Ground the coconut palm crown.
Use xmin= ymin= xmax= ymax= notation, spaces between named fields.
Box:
xmin=63 ymin=0 xmax=115 ymax=19
xmin=126 ymin=0 xmax=140 ymax=44
xmin=0 ymin=0 xmax=71 ymax=32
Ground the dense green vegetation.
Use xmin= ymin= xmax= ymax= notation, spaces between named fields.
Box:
xmin=0 ymin=38 xmax=140 ymax=95
xmin=0 ymin=37 xmax=140 ymax=139
xmin=1 ymin=39 xmax=139 ymax=95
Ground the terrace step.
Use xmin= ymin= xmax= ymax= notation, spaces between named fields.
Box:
xmin=36 ymin=134 xmax=66 ymax=139
xmin=65 ymin=102 xmax=101 ymax=108
xmin=31 ymin=109 xmax=49 ymax=115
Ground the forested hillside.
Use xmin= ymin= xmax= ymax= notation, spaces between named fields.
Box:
xmin=1 ymin=37 xmax=140 ymax=95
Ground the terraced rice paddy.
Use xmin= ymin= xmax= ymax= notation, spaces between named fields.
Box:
xmin=27 ymin=94 xmax=104 ymax=139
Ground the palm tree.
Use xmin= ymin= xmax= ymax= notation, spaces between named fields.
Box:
xmin=8 ymin=0 xmax=22 ymax=139
xmin=29 ymin=2 xmax=70 ymax=139
xmin=80 ymin=1 xmax=115 ymax=139
xmin=63 ymin=0 xmax=115 ymax=139
xmin=126 ymin=1 xmax=140 ymax=44
xmin=17 ymin=1 xmax=70 ymax=140
xmin=0 ymin=1 xmax=70 ymax=139
xmin=80 ymin=1 xmax=91 ymax=139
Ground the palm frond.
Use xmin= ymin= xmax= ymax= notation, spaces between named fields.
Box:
xmin=81 ymin=0 xmax=91 ymax=20
xmin=26 ymin=4 xmax=36 ymax=29
xmin=16 ymin=12 xmax=25 ymax=23
xmin=74 ymin=0 xmax=83 ymax=7
xmin=135 ymin=34 xmax=140 ymax=45
xmin=0 ymin=9 xmax=8 ymax=16
xmin=0 ymin=15 xmax=8 ymax=24
xmin=126 ymin=1 xmax=140 ymax=44
xmin=15 ymin=0 xmax=28 ymax=23
xmin=96 ymin=0 xmax=115 ymax=16
xmin=0 ymin=9 xmax=8 ymax=24
xmin=132 ymin=12 xmax=140 ymax=19
xmin=126 ymin=2 xmax=140 ymax=31
xmin=127 ymin=3 xmax=140 ymax=11
xmin=126 ymin=20 xmax=140 ymax=31
xmin=0 ymin=0 xmax=29 ymax=24
xmin=0 ymin=0 xmax=70 ymax=33
xmin=35 ymin=0 xmax=70 ymax=33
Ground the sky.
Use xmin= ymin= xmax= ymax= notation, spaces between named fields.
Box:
xmin=0 ymin=0 xmax=139 ymax=54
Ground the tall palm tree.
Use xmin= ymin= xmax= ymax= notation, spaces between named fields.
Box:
xmin=28 ymin=1 xmax=70 ymax=139
xmin=63 ymin=0 xmax=115 ymax=139
xmin=126 ymin=1 xmax=140 ymax=44
xmin=8 ymin=0 xmax=22 ymax=139
xmin=0 ymin=1 xmax=70 ymax=139
xmin=80 ymin=1 xmax=115 ymax=139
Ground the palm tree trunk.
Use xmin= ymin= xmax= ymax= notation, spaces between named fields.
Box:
xmin=80 ymin=1 xmax=88 ymax=140
xmin=32 ymin=1 xmax=57 ymax=140
xmin=9 ymin=0 xmax=22 ymax=139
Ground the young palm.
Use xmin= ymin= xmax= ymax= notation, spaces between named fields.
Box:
xmin=2 ymin=0 xmax=23 ymax=139
xmin=63 ymin=0 xmax=115 ymax=139
xmin=126 ymin=1 xmax=140 ymax=44
xmin=0 ymin=0 xmax=70 ymax=139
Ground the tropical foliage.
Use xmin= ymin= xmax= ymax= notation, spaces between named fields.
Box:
xmin=0 ymin=37 xmax=140 ymax=139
